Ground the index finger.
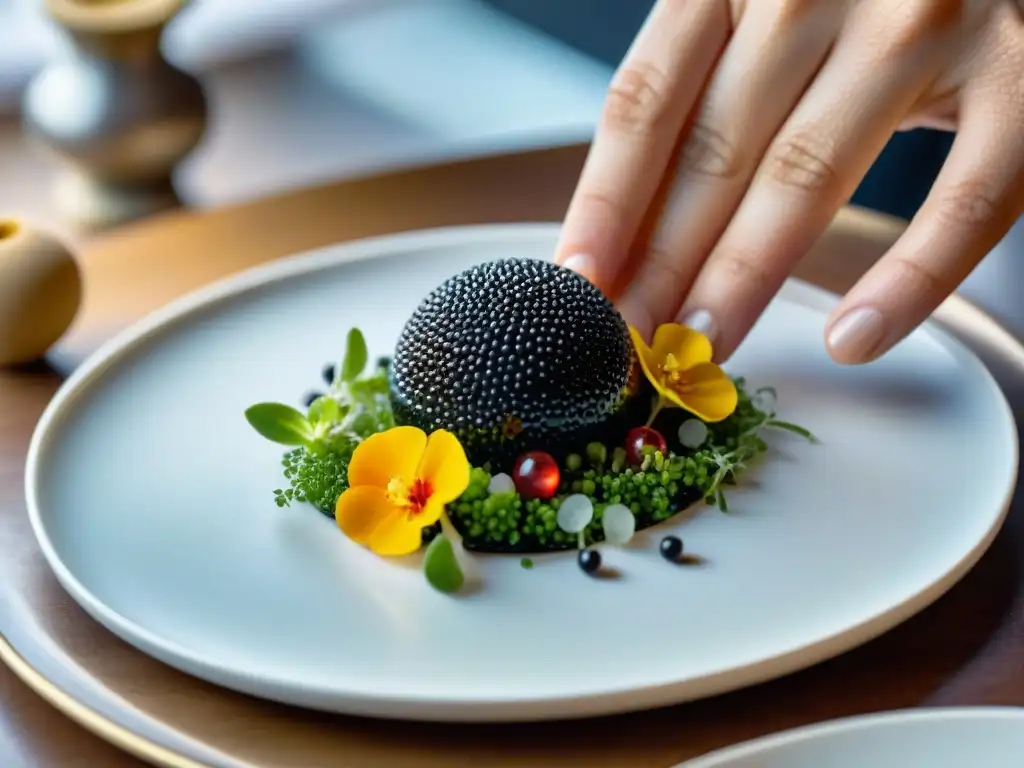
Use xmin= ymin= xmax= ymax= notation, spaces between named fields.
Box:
xmin=554 ymin=0 xmax=733 ymax=294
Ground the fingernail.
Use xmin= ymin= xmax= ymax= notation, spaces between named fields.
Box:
xmin=828 ymin=307 xmax=886 ymax=361
xmin=680 ymin=309 xmax=718 ymax=344
xmin=559 ymin=253 xmax=596 ymax=283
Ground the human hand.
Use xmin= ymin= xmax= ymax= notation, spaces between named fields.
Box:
xmin=554 ymin=0 xmax=1024 ymax=364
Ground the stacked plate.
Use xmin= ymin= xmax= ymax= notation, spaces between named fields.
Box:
xmin=15 ymin=224 xmax=1024 ymax=765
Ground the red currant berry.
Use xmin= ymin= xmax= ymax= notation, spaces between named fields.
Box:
xmin=625 ymin=426 xmax=667 ymax=466
xmin=512 ymin=451 xmax=561 ymax=500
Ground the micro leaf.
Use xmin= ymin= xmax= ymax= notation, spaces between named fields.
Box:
xmin=244 ymin=403 xmax=314 ymax=446
xmin=341 ymin=328 xmax=368 ymax=383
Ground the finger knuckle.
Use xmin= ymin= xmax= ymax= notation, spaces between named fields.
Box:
xmin=764 ymin=133 xmax=839 ymax=193
xmin=602 ymin=61 xmax=674 ymax=137
xmin=576 ymin=189 xmax=626 ymax=222
xmin=646 ymin=241 xmax=692 ymax=286
xmin=931 ymin=179 xmax=1005 ymax=231
xmin=713 ymin=248 xmax=776 ymax=293
xmin=885 ymin=257 xmax=949 ymax=303
xmin=678 ymin=122 xmax=744 ymax=179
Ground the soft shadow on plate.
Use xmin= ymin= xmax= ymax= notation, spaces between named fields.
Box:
xmin=743 ymin=358 xmax=959 ymax=414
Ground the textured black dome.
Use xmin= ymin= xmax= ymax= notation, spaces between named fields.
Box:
xmin=389 ymin=258 xmax=639 ymax=467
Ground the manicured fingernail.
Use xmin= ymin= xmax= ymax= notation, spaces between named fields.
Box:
xmin=828 ymin=307 xmax=886 ymax=361
xmin=559 ymin=253 xmax=596 ymax=282
xmin=680 ymin=309 xmax=718 ymax=344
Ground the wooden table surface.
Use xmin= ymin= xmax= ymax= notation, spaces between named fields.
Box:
xmin=2 ymin=143 xmax=1023 ymax=767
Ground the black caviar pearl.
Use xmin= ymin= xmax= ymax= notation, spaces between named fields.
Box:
xmin=303 ymin=391 xmax=323 ymax=408
xmin=660 ymin=535 xmax=684 ymax=563
xmin=375 ymin=356 xmax=392 ymax=370
xmin=578 ymin=549 xmax=602 ymax=575
xmin=322 ymin=363 xmax=336 ymax=386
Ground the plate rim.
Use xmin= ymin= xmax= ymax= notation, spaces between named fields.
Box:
xmin=677 ymin=706 xmax=1024 ymax=766
xmin=23 ymin=222 xmax=1021 ymax=721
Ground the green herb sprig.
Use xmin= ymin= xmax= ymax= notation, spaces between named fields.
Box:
xmin=691 ymin=381 xmax=818 ymax=513
xmin=245 ymin=328 xmax=391 ymax=451
xmin=245 ymin=328 xmax=395 ymax=508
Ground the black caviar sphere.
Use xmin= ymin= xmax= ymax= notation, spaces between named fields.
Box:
xmin=578 ymin=549 xmax=602 ymax=574
xmin=660 ymin=535 xmax=684 ymax=562
xmin=389 ymin=258 xmax=640 ymax=468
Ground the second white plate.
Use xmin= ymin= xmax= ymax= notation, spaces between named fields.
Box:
xmin=680 ymin=707 xmax=1024 ymax=767
xmin=25 ymin=224 xmax=1018 ymax=722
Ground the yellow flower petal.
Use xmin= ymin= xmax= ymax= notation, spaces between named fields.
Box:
xmin=416 ymin=429 xmax=470 ymax=504
xmin=417 ymin=497 xmax=445 ymax=528
xmin=348 ymin=426 xmax=427 ymax=490
xmin=664 ymin=362 xmax=738 ymax=422
xmin=335 ymin=485 xmax=396 ymax=544
xmin=629 ymin=326 xmax=662 ymax=395
xmin=367 ymin=508 xmax=427 ymax=556
xmin=650 ymin=324 xmax=713 ymax=369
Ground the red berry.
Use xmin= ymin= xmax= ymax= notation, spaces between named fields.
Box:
xmin=512 ymin=451 xmax=561 ymax=500
xmin=625 ymin=426 xmax=667 ymax=466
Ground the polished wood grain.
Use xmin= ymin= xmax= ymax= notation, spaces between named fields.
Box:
xmin=2 ymin=144 xmax=1024 ymax=768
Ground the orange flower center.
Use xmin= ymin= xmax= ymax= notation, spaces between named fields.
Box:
xmin=659 ymin=353 xmax=698 ymax=395
xmin=387 ymin=477 xmax=433 ymax=517
xmin=664 ymin=369 xmax=696 ymax=393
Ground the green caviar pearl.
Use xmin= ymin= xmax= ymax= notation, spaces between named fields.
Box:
xmin=611 ymin=447 xmax=627 ymax=472
xmin=586 ymin=442 xmax=607 ymax=466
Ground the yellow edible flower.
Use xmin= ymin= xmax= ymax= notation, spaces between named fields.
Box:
xmin=335 ymin=426 xmax=470 ymax=556
xmin=629 ymin=324 xmax=738 ymax=424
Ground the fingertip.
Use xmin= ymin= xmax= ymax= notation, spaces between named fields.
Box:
xmin=676 ymin=307 xmax=733 ymax=362
xmin=678 ymin=309 xmax=717 ymax=343
xmin=618 ymin=295 xmax=654 ymax=342
xmin=559 ymin=252 xmax=598 ymax=284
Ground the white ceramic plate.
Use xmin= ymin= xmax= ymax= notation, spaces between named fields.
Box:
xmin=678 ymin=707 xmax=1024 ymax=767
xmin=25 ymin=224 xmax=1017 ymax=723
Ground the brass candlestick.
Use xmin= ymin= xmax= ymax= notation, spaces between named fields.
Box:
xmin=21 ymin=0 xmax=208 ymax=229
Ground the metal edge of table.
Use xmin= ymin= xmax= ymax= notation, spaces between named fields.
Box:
xmin=0 ymin=145 xmax=955 ymax=768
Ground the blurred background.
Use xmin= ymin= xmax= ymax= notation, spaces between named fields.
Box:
xmin=0 ymin=0 xmax=954 ymax=226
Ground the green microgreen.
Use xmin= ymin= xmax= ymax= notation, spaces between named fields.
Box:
xmin=694 ymin=379 xmax=818 ymax=513
xmin=246 ymin=327 xmax=395 ymax=509
xmin=340 ymin=327 xmax=368 ymax=384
